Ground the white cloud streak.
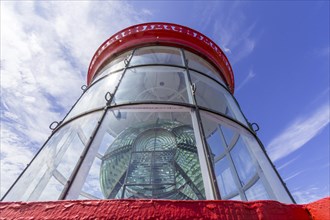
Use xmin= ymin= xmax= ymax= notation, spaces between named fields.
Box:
xmin=196 ymin=2 xmax=259 ymax=93
xmin=292 ymin=185 xmax=329 ymax=204
xmin=316 ymin=45 xmax=330 ymax=57
xmin=276 ymin=154 xmax=301 ymax=171
xmin=235 ymin=68 xmax=256 ymax=92
xmin=283 ymin=170 xmax=305 ymax=182
xmin=198 ymin=2 xmax=258 ymax=64
xmin=267 ymin=103 xmax=330 ymax=162
xmin=0 ymin=1 xmax=150 ymax=197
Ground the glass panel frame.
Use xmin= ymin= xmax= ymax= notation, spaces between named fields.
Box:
xmin=92 ymin=50 xmax=132 ymax=83
xmin=200 ymin=110 xmax=281 ymax=201
xmin=66 ymin=104 xmax=211 ymax=200
xmin=112 ymin=66 xmax=193 ymax=105
xmin=230 ymin=137 xmax=257 ymax=186
xmin=190 ymin=71 xmax=248 ymax=126
xmin=130 ymin=46 xmax=184 ymax=67
xmin=215 ymin=156 xmax=238 ymax=198
xmin=184 ymin=50 xmax=226 ymax=86
xmin=64 ymin=71 xmax=122 ymax=122
xmin=2 ymin=112 xmax=102 ymax=201
xmin=245 ymin=179 xmax=270 ymax=201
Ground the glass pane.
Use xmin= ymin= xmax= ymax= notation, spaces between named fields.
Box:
xmin=231 ymin=137 xmax=257 ymax=186
xmin=215 ymin=156 xmax=238 ymax=198
xmin=200 ymin=114 xmax=226 ymax=160
xmin=190 ymin=71 xmax=248 ymax=126
xmin=229 ymin=194 xmax=241 ymax=201
xmin=113 ymin=66 xmax=191 ymax=105
xmin=242 ymin=134 xmax=292 ymax=202
xmin=130 ymin=46 xmax=183 ymax=66
xmin=38 ymin=176 xmax=64 ymax=201
xmin=199 ymin=110 xmax=287 ymax=202
xmin=185 ymin=50 xmax=225 ymax=85
xmin=207 ymin=128 xmax=225 ymax=158
xmin=80 ymin=158 xmax=103 ymax=199
xmin=245 ymin=179 xmax=269 ymax=200
xmin=19 ymin=164 xmax=48 ymax=200
xmin=2 ymin=112 xmax=102 ymax=201
xmin=71 ymin=105 xmax=205 ymax=200
xmin=64 ymin=71 xmax=121 ymax=121
xmin=224 ymin=93 xmax=247 ymax=125
xmin=93 ymin=51 xmax=131 ymax=82
xmin=220 ymin=125 xmax=236 ymax=147
xmin=98 ymin=132 xmax=115 ymax=156
xmin=56 ymin=133 xmax=85 ymax=179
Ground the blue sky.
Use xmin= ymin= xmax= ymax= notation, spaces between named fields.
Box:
xmin=1 ymin=1 xmax=329 ymax=203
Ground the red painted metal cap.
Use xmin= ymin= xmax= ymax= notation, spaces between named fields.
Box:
xmin=87 ymin=22 xmax=235 ymax=93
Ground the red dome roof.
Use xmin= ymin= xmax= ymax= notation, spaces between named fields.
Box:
xmin=87 ymin=22 xmax=235 ymax=93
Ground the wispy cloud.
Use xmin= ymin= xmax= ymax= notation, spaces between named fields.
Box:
xmin=292 ymin=185 xmax=329 ymax=204
xmin=267 ymin=103 xmax=330 ymax=162
xmin=197 ymin=1 xmax=259 ymax=64
xmin=310 ymin=87 xmax=330 ymax=106
xmin=315 ymin=45 xmax=330 ymax=57
xmin=283 ymin=170 xmax=305 ymax=182
xmin=276 ymin=154 xmax=301 ymax=171
xmin=235 ymin=68 xmax=256 ymax=92
xmin=0 ymin=1 xmax=150 ymax=197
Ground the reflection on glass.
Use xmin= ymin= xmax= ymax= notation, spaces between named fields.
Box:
xmin=38 ymin=176 xmax=64 ymax=201
xmin=20 ymin=164 xmax=48 ymax=200
xmin=113 ymin=66 xmax=191 ymax=105
xmin=190 ymin=71 xmax=247 ymax=126
xmin=81 ymin=158 xmax=103 ymax=199
xmin=215 ymin=157 xmax=237 ymax=197
xmin=2 ymin=112 xmax=102 ymax=201
xmin=65 ymin=72 xmax=121 ymax=121
xmin=98 ymin=133 xmax=115 ymax=156
xmin=220 ymin=125 xmax=235 ymax=147
xmin=130 ymin=46 xmax=183 ymax=66
xmin=56 ymin=133 xmax=85 ymax=179
xmin=229 ymin=194 xmax=241 ymax=201
xmin=245 ymin=179 xmax=269 ymax=200
xmin=231 ymin=137 xmax=256 ymax=186
xmin=184 ymin=50 xmax=225 ymax=85
xmin=206 ymin=128 xmax=225 ymax=158
xmin=93 ymin=51 xmax=131 ymax=82
xmin=223 ymin=92 xmax=247 ymax=125
xmin=200 ymin=111 xmax=275 ymax=201
xmin=73 ymin=106 xmax=205 ymax=200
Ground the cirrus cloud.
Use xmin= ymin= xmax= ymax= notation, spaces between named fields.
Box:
xmin=267 ymin=103 xmax=329 ymax=162
xmin=0 ymin=1 xmax=150 ymax=197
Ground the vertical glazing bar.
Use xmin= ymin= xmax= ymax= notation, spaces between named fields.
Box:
xmin=181 ymin=49 xmax=220 ymax=200
xmin=240 ymin=136 xmax=276 ymax=200
xmin=64 ymin=124 xmax=104 ymax=199
xmin=179 ymin=50 xmax=194 ymax=104
xmin=218 ymin=127 xmax=247 ymax=200
xmin=190 ymin=109 xmax=214 ymax=199
xmin=247 ymin=136 xmax=295 ymax=203
xmin=62 ymin=50 xmax=135 ymax=200
xmin=226 ymin=150 xmax=247 ymax=201
xmin=58 ymin=111 xmax=106 ymax=200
